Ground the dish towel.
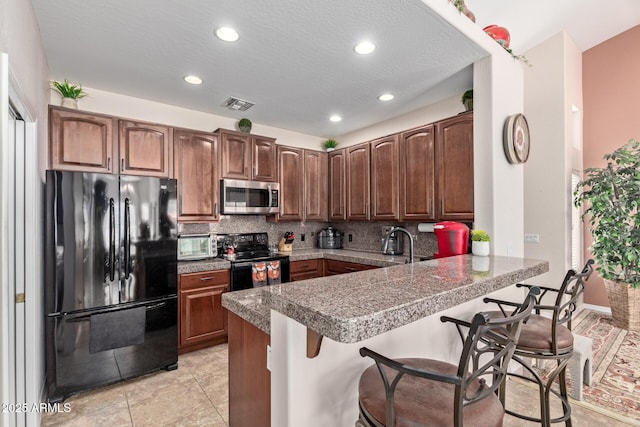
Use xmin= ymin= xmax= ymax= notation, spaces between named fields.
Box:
xmin=252 ymin=262 xmax=268 ymax=287
xmin=267 ymin=260 xmax=281 ymax=285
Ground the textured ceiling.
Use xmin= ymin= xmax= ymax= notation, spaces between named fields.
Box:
xmin=32 ymin=0 xmax=486 ymax=137
xmin=32 ymin=0 xmax=640 ymax=138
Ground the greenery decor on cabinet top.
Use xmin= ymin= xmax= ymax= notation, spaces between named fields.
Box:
xmin=50 ymin=79 xmax=88 ymax=99
xmin=574 ymin=139 xmax=640 ymax=287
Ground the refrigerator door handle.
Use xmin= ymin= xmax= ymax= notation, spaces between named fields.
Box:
xmin=109 ymin=198 xmax=116 ymax=281
xmin=124 ymin=198 xmax=131 ymax=279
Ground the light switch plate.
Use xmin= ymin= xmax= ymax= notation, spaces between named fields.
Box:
xmin=524 ymin=234 xmax=540 ymax=243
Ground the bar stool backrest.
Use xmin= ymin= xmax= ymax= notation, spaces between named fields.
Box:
xmin=455 ymin=288 xmax=538 ymax=415
xmin=552 ymin=259 xmax=595 ymax=332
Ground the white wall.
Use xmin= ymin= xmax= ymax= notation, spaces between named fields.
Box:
xmin=0 ymin=0 xmax=50 ymax=424
xmin=522 ymin=31 xmax=583 ymax=288
xmin=56 ymin=87 xmax=326 ymax=150
xmin=335 ymin=95 xmax=464 ymax=147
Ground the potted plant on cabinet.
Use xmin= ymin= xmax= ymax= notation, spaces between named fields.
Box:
xmin=574 ymin=139 xmax=640 ymax=331
xmin=471 ymin=229 xmax=490 ymax=256
xmin=461 ymin=90 xmax=473 ymax=112
xmin=51 ymin=79 xmax=88 ymax=109
xmin=322 ymin=139 xmax=338 ymax=152
xmin=238 ymin=118 xmax=252 ymax=133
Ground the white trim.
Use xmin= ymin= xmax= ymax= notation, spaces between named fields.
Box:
xmin=0 ymin=51 xmax=13 ymax=427
xmin=583 ymin=303 xmax=612 ymax=315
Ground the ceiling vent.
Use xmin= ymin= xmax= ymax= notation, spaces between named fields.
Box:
xmin=222 ymin=97 xmax=255 ymax=111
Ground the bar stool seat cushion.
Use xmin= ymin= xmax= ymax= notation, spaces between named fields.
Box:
xmin=358 ymin=358 xmax=504 ymax=427
xmin=487 ymin=312 xmax=574 ymax=353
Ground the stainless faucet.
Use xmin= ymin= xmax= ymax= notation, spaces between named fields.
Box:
xmin=382 ymin=226 xmax=414 ymax=263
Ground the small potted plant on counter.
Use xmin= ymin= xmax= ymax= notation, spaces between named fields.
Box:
xmin=574 ymin=139 xmax=640 ymax=331
xmin=238 ymin=118 xmax=252 ymax=133
xmin=51 ymin=79 xmax=88 ymax=109
xmin=322 ymin=139 xmax=338 ymax=152
xmin=471 ymin=229 xmax=490 ymax=256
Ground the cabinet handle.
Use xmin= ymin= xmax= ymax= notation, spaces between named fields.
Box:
xmin=429 ymin=199 xmax=432 ymax=215
xmin=440 ymin=200 xmax=444 ymax=215
xmin=107 ymin=157 xmax=111 ymax=171
xmin=244 ymin=167 xmax=248 ymax=177
xmin=199 ymin=276 xmax=214 ymax=281
xmin=253 ymin=167 xmax=256 ymax=177
xmin=121 ymin=158 xmax=125 ymax=172
xmin=214 ymin=202 xmax=218 ymax=217
xmin=345 ymin=267 xmax=357 ymax=272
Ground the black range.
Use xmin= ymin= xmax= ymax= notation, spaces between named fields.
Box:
xmin=217 ymin=232 xmax=290 ymax=291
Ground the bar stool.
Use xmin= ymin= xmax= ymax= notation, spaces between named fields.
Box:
xmin=356 ymin=288 xmax=538 ymax=427
xmin=483 ymin=259 xmax=594 ymax=427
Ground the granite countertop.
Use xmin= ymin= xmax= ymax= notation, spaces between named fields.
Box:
xmin=177 ymin=258 xmax=230 ymax=274
xmin=222 ymin=255 xmax=548 ymax=341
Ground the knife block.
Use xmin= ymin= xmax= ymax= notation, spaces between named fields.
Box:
xmin=278 ymin=237 xmax=293 ymax=252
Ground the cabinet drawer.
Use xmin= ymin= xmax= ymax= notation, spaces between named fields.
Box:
xmin=324 ymin=259 xmax=376 ymax=275
xmin=290 ymin=259 xmax=321 ymax=274
xmin=180 ymin=270 xmax=229 ymax=290
xmin=290 ymin=270 xmax=322 ymax=282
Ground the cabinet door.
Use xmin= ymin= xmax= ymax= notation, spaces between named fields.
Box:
xmin=179 ymin=283 xmax=228 ymax=348
xmin=436 ymin=113 xmax=474 ymax=221
xmin=119 ymin=120 xmax=171 ymax=177
xmin=276 ymin=146 xmax=304 ymax=221
xmin=179 ymin=270 xmax=230 ymax=352
xmin=289 ymin=259 xmax=322 ymax=281
xmin=400 ymin=125 xmax=436 ymax=221
xmin=324 ymin=259 xmax=376 ymax=276
xmin=346 ymin=143 xmax=370 ymax=220
xmin=370 ymin=135 xmax=399 ymax=221
xmin=304 ymin=150 xmax=328 ymax=221
xmin=49 ymin=107 xmax=114 ymax=173
xmin=220 ymin=131 xmax=252 ymax=180
xmin=174 ymin=130 xmax=218 ymax=222
xmin=252 ymin=136 xmax=277 ymax=182
xmin=328 ymin=149 xmax=346 ymax=221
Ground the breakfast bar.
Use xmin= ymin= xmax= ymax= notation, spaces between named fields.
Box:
xmin=222 ymin=254 xmax=549 ymax=427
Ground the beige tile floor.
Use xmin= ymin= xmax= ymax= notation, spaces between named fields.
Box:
xmin=42 ymin=343 xmax=639 ymax=427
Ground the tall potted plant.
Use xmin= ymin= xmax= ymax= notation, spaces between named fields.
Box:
xmin=574 ymin=139 xmax=640 ymax=330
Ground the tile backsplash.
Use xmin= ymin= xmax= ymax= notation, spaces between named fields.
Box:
xmin=179 ymin=216 xmax=439 ymax=257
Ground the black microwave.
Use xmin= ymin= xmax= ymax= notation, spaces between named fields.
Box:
xmin=220 ymin=179 xmax=279 ymax=215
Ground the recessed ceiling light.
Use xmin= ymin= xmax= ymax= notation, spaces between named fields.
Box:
xmin=354 ymin=41 xmax=375 ymax=55
xmin=184 ymin=75 xmax=203 ymax=85
xmin=329 ymin=115 xmax=342 ymax=122
xmin=216 ymin=27 xmax=239 ymax=42
xmin=378 ymin=93 xmax=394 ymax=101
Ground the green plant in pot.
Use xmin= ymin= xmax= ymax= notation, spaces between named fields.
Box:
xmin=51 ymin=79 xmax=88 ymax=109
xmin=461 ymin=90 xmax=473 ymax=112
xmin=238 ymin=118 xmax=252 ymax=133
xmin=322 ymin=139 xmax=338 ymax=152
xmin=470 ymin=229 xmax=490 ymax=256
xmin=574 ymin=139 xmax=640 ymax=331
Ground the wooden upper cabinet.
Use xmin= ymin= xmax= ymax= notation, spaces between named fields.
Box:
xmin=174 ymin=129 xmax=219 ymax=222
xmin=346 ymin=143 xmax=370 ymax=221
xmin=436 ymin=112 xmax=474 ymax=221
xmin=118 ymin=120 xmax=171 ymax=177
xmin=400 ymin=125 xmax=436 ymax=221
xmin=220 ymin=131 xmax=252 ymax=180
xmin=252 ymin=136 xmax=277 ymax=182
xmin=219 ymin=129 xmax=276 ymax=182
xmin=328 ymin=149 xmax=346 ymax=221
xmin=304 ymin=150 xmax=328 ymax=221
xmin=370 ymin=135 xmax=399 ymax=221
xmin=49 ymin=107 xmax=115 ymax=173
xmin=276 ymin=146 xmax=304 ymax=221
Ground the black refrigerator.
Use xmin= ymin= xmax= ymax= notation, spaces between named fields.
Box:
xmin=45 ymin=170 xmax=178 ymax=402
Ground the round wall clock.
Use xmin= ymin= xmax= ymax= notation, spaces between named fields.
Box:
xmin=503 ymin=113 xmax=530 ymax=164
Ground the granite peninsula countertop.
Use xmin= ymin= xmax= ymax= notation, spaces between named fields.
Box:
xmin=222 ymin=255 xmax=548 ymax=341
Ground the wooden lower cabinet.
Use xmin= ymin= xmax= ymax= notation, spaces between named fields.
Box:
xmin=178 ymin=270 xmax=229 ymax=354
xmin=289 ymin=259 xmax=323 ymax=281
xmin=324 ymin=259 xmax=377 ymax=276
xmin=228 ymin=312 xmax=270 ymax=427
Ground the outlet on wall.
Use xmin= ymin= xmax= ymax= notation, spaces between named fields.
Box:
xmin=348 ymin=234 xmax=353 ymax=242
xmin=301 ymin=233 xmax=305 ymax=242
xmin=524 ymin=234 xmax=540 ymax=243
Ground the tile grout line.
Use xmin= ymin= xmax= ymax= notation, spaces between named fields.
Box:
xmin=192 ymin=368 xmax=229 ymax=426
